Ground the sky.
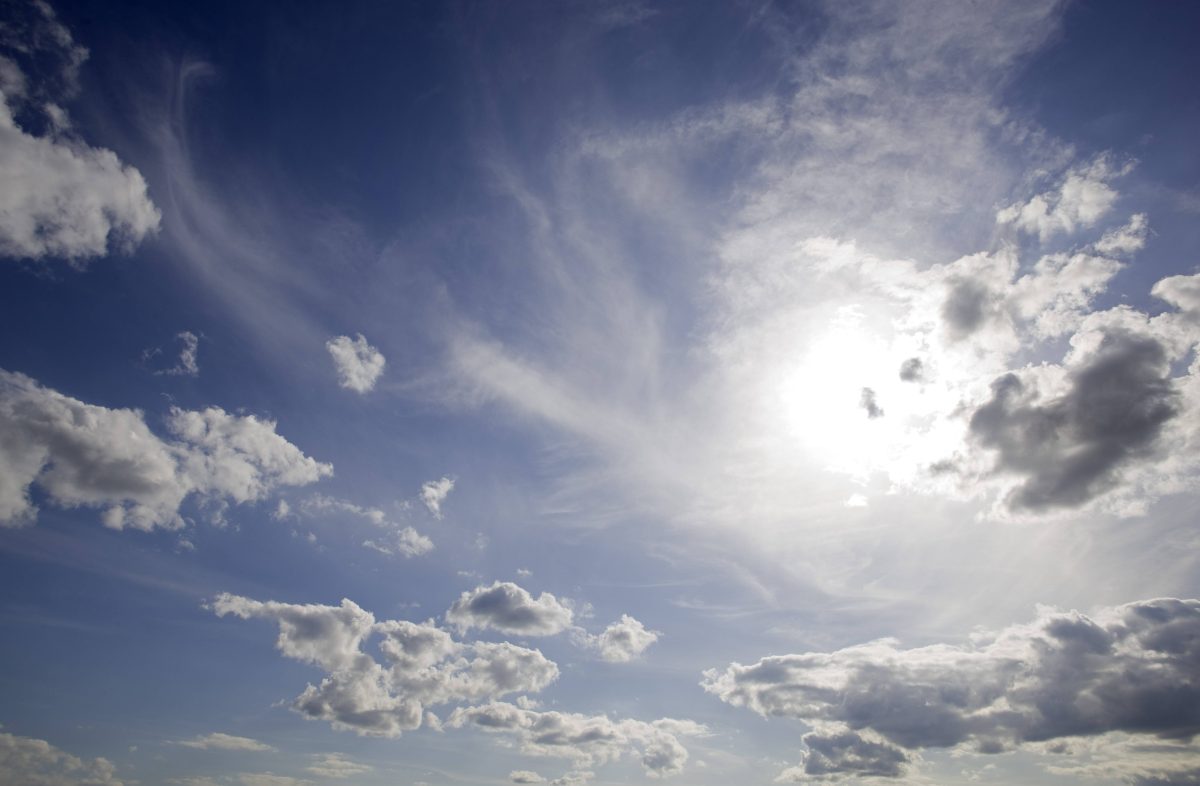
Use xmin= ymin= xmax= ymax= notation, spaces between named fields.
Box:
xmin=1 ymin=1 xmax=1199 ymax=784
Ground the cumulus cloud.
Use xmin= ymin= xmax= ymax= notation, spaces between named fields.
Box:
xmin=775 ymin=731 xmax=909 ymax=782
xmin=448 ymin=702 xmax=704 ymax=778
xmin=510 ymin=772 xmax=545 ymax=784
xmin=897 ymin=358 xmax=924 ymax=383
xmin=326 ymin=334 xmax=385 ymax=394
xmin=969 ymin=330 xmax=1179 ymax=512
xmin=420 ymin=476 xmax=454 ymax=518
xmin=0 ymin=369 xmax=330 ymax=530
xmin=211 ymin=593 xmax=559 ymax=738
xmin=576 ymin=615 xmax=660 ymax=662
xmin=445 ymin=582 xmax=575 ymax=636
xmin=0 ymin=5 xmax=159 ymax=264
xmin=176 ymin=733 xmax=274 ymax=752
xmin=997 ymin=157 xmax=1127 ymax=241
xmin=704 ymin=597 xmax=1200 ymax=781
xmin=0 ymin=731 xmax=123 ymax=785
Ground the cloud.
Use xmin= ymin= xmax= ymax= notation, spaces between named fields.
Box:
xmin=510 ymin=772 xmax=545 ymax=784
xmin=448 ymin=702 xmax=704 ymax=778
xmin=212 ymin=593 xmax=559 ymax=737
xmin=0 ymin=369 xmax=330 ymax=530
xmin=775 ymin=731 xmax=909 ymax=782
xmin=420 ymin=476 xmax=454 ymax=518
xmin=304 ymin=753 xmax=371 ymax=778
xmin=704 ymin=597 xmax=1200 ymax=780
xmin=996 ymin=157 xmax=1127 ymax=242
xmin=969 ymin=329 xmax=1179 ymax=513
xmin=0 ymin=10 xmax=159 ymax=264
xmin=445 ymin=582 xmax=574 ymax=636
xmin=858 ymin=388 xmax=883 ymax=419
xmin=299 ymin=494 xmax=432 ymax=559
xmin=0 ymin=731 xmax=123 ymax=785
xmin=897 ymin=358 xmax=924 ymax=383
xmin=149 ymin=332 xmax=200 ymax=377
xmin=576 ymin=615 xmax=660 ymax=662
xmin=176 ymin=733 xmax=274 ymax=752
xmin=1093 ymin=213 xmax=1149 ymax=257
xmin=235 ymin=775 xmax=310 ymax=786
xmin=326 ymin=334 xmax=385 ymax=394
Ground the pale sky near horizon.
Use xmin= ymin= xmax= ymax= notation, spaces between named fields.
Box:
xmin=2 ymin=1 xmax=1200 ymax=785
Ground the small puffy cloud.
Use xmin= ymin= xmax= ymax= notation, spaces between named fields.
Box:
xmin=176 ymin=733 xmax=274 ymax=752
xmin=578 ymin=615 xmax=660 ymax=662
xmin=776 ymin=731 xmax=909 ymax=782
xmin=148 ymin=332 xmax=200 ymax=377
xmin=704 ymin=597 xmax=1200 ymax=780
xmin=0 ymin=731 xmax=123 ymax=785
xmin=446 ymin=582 xmax=574 ymax=636
xmin=448 ymin=702 xmax=704 ymax=778
xmin=858 ymin=388 xmax=883 ymax=419
xmin=420 ymin=476 xmax=454 ymax=518
xmin=0 ymin=26 xmax=159 ymax=263
xmin=212 ymin=593 xmax=559 ymax=738
xmin=1153 ymin=273 xmax=1200 ymax=321
xmin=305 ymin=753 xmax=371 ymax=778
xmin=510 ymin=772 xmax=545 ymax=784
xmin=326 ymin=334 xmax=385 ymax=394
xmin=361 ymin=527 xmax=433 ymax=558
xmin=897 ymin=357 xmax=924 ymax=382
xmin=997 ymin=157 xmax=1126 ymax=241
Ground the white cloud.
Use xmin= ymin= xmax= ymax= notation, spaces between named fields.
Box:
xmin=305 ymin=753 xmax=371 ymax=778
xmin=1093 ymin=213 xmax=1149 ymax=257
xmin=996 ymin=157 xmax=1128 ymax=242
xmin=150 ymin=332 xmax=200 ymax=377
xmin=448 ymin=702 xmax=704 ymax=778
xmin=176 ymin=733 xmax=274 ymax=752
xmin=299 ymin=494 xmax=433 ymax=558
xmin=420 ymin=476 xmax=454 ymax=518
xmin=445 ymin=582 xmax=574 ymax=636
xmin=0 ymin=62 xmax=159 ymax=263
xmin=704 ymin=597 xmax=1200 ymax=781
xmin=576 ymin=615 xmax=660 ymax=662
xmin=212 ymin=593 xmax=559 ymax=738
xmin=326 ymin=334 xmax=385 ymax=394
xmin=0 ymin=369 xmax=331 ymax=530
xmin=0 ymin=731 xmax=123 ymax=785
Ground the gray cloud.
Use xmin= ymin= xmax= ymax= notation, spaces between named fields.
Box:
xmin=704 ymin=598 xmax=1200 ymax=779
xmin=898 ymin=358 xmax=924 ymax=383
xmin=859 ymin=388 xmax=884 ymax=419
xmin=776 ymin=731 xmax=909 ymax=782
xmin=446 ymin=582 xmax=575 ymax=636
xmin=968 ymin=330 xmax=1179 ymax=512
xmin=212 ymin=594 xmax=559 ymax=738
xmin=941 ymin=278 xmax=994 ymax=340
xmin=577 ymin=614 xmax=660 ymax=663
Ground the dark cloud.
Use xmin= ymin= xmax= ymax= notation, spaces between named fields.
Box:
xmin=898 ymin=357 xmax=925 ymax=382
xmin=860 ymin=388 xmax=884 ymax=419
xmin=704 ymin=598 xmax=1200 ymax=778
xmin=800 ymin=731 xmax=908 ymax=778
xmin=942 ymin=278 xmax=993 ymax=339
xmin=968 ymin=330 xmax=1179 ymax=511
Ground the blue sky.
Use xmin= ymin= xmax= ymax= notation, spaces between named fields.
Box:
xmin=2 ymin=1 xmax=1200 ymax=784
